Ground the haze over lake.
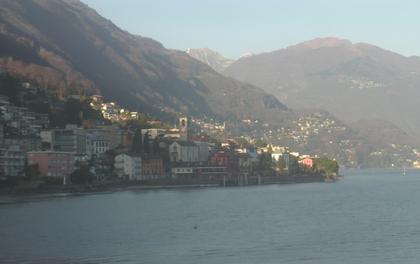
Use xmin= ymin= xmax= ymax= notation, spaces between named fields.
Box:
xmin=1 ymin=169 xmax=420 ymax=264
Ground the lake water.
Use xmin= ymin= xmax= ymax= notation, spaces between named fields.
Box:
xmin=1 ymin=169 xmax=420 ymax=264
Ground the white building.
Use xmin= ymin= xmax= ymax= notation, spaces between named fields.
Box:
xmin=92 ymin=138 xmax=110 ymax=157
xmin=169 ymin=141 xmax=199 ymax=163
xmin=194 ymin=141 xmax=210 ymax=163
xmin=89 ymin=125 xmax=122 ymax=149
xmin=171 ymin=167 xmax=193 ymax=178
xmin=114 ymin=153 xmax=142 ymax=181
xmin=40 ymin=130 xmax=52 ymax=145
xmin=271 ymin=147 xmax=287 ymax=162
xmin=271 ymin=152 xmax=283 ymax=162
xmin=290 ymin=152 xmax=300 ymax=157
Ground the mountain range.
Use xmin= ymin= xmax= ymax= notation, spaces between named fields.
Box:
xmin=221 ymin=37 xmax=420 ymax=137
xmin=0 ymin=0 xmax=289 ymax=124
xmin=186 ymin=48 xmax=234 ymax=73
xmin=0 ymin=0 xmax=418 ymax=167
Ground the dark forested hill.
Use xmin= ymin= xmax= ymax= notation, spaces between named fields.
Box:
xmin=0 ymin=0 xmax=289 ymax=122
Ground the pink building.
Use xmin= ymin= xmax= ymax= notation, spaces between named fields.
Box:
xmin=209 ymin=151 xmax=230 ymax=167
xmin=27 ymin=151 xmax=75 ymax=181
xmin=299 ymin=157 xmax=314 ymax=168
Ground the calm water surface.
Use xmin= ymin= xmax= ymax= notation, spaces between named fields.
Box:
xmin=1 ymin=169 xmax=420 ymax=264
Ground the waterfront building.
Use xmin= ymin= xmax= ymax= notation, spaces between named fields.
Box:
xmin=114 ymin=153 xmax=142 ymax=181
xmin=171 ymin=166 xmax=228 ymax=180
xmin=237 ymin=153 xmax=252 ymax=172
xmin=195 ymin=141 xmax=210 ymax=163
xmin=51 ymin=126 xmax=92 ymax=156
xmin=169 ymin=141 xmax=199 ymax=163
xmin=92 ymin=138 xmax=110 ymax=157
xmin=194 ymin=166 xmax=228 ymax=179
xmin=236 ymin=147 xmax=259 ymax=163
xmin=0 ymin=145 xmax=25 ymax=178
xmin=209 ymin=151 xmax=230 ymax=167
xmin=299 ymin=157 xmax=314 ymax=168
xmin=141 ymin=156 xmax=165 ymax=180
xmin=171 ymin=167 xmax=193 ymax=179
xmin=27 ymin=151 xmax=75 ymax=182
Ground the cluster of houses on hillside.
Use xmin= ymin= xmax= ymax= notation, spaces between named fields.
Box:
xmin=0 ymin=93 xmax=324 ymax=186
xmin=89 ymin=95 xmax=139 ymax=122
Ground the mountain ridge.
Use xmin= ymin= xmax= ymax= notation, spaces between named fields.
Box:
xmin=0 ymin=2 xmax=418 ymax=167
xmin=0 ymin=0 xmax=289 ymax=123
xmin=223 ymin=37 xmax=420 ymax=136
xmin=185 ymin=48 xmax=234 ymax=73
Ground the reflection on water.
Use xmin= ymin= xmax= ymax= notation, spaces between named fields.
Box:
xmin=1 ymin=169 xmax=420 ymax=264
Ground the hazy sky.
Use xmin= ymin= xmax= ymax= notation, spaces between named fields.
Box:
xmin=82 ymin=0 xmax=420 ymax=59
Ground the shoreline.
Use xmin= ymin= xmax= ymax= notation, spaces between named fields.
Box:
xmin=0 ymin=174 xmax=342 ymax=199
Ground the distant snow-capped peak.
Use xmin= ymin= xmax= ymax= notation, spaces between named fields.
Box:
xmin=186 ymin=48 xmax=234 ymax=73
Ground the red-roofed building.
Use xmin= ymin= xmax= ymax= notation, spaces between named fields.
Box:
xmin=299 ymin=157 xmax=314 ymax=168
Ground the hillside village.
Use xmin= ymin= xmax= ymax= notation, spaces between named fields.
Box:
xmin=233 ymin=112 xmax=420 ymax=169
xmin=0 ymin=75 xmax=341 ymax=192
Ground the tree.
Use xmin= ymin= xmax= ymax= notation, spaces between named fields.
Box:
xmin=70 ymin=165 xmax=95 ymax=185
xmin=126 ymin=116 xmax=150 ymax=130
xmin=274 ymin=157 xmax=286 ymax=172
xmin=314 ymin=157 xmax=339 ymax=175
xmin=254 ymin=139 xmax=267 ymax=148
xmin=299 ymin=163 xmax=314 ymax=175
xmin=63 ymin=98 xmax=83 ymax=125
xmin=63 ymin=98 xmax=103 ymax=126
xmin=0 ymin=73 xmax=24 ymax=104
xmin=257 ymin=153 xmax=274 ymax=174
xmin=288 ymin=155 xmax=299 ymax=174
